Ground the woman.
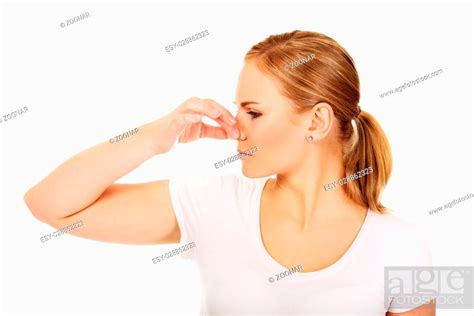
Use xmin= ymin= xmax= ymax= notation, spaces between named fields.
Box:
xmin=25 ymin=30 xmax=435 ymax=315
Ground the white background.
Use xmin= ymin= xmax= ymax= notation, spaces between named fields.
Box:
xmin=1 ymin=0 xmax=473 ymax=315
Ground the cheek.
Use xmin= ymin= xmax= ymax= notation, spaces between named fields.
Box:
xmin=259 ymin=126 xmax=301 ymax=158
xmin=243 ymin=125 xmax=303 ymax=176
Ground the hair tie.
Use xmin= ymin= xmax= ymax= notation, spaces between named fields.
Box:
xmin=355 ymin=105 xmax=362 ymax=118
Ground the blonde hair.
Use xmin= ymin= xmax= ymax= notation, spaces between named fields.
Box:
xmin=244 ymin=30 xmax=392 ymax=213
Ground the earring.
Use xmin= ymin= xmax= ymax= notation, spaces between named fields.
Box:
xmin=307 ymin=136 xmax=314 ymax=141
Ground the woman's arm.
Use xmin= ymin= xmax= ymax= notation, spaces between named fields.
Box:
xmin=24 ymin=97 xmax=239 ymax=244
xmin=386 ymin=300 xmax=436 ymax=316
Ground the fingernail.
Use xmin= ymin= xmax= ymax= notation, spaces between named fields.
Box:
xmin=228 ymin=116 xmax=237 ymax=125
xmin=231 ymin=128 xmax=240 ymax=139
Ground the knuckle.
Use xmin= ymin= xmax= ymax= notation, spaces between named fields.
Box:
xmin=186 ymin=96 xmax=200 ymax=104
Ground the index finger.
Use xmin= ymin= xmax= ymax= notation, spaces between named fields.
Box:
xmin=201 ymin=98 xmax=237 ymax=126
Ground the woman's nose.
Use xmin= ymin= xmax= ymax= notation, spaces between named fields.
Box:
xmin=233 ymin=111 xmax=247 ymax=141
xmin=237 ymin=128 xmax=246 ymax=141
xmin=234 ymin=115 xmax=246 ymax=140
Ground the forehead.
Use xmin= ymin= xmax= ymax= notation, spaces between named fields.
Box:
xmin=235 ymin=60 xmax=286 ymax=106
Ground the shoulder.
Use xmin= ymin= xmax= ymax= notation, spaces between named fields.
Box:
xmin=369 ymin=210 xmax=425 ymax=235
xmin=369 ymin=210 xmax=420 ymax=236
xmin=368 ymin=210 xmax=432 ymax=266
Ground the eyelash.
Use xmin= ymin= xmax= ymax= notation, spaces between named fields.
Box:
xmin=247 ymin=111 xmax=261 ymax=119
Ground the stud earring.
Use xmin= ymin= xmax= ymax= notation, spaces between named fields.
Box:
xmin=307 ymin=136 xmax=314 ymax=141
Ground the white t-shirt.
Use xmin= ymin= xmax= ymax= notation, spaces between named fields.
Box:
xmin=168 ymin=174 xmax=433 ymax=316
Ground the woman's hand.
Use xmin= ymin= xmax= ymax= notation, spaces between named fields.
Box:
xmin=151 ymin=97 xmax=240 ymax=154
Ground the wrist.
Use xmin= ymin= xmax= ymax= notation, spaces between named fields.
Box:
xmin=141 ymin=119 xmax=171 ymax=156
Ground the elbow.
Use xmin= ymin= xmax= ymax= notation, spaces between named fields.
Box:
xmin=24 ymin=188 xmax=51 ymax=223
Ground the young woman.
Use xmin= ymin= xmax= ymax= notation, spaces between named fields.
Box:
xmin=25 ymin=30 xmax=435 ymax=315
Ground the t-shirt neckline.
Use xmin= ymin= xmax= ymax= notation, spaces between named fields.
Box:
xmin=253 ymin=177 xmax=373 ymax=281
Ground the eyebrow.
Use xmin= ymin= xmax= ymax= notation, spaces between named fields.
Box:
xmin=233 ymin=101 xmax=260 ymax=108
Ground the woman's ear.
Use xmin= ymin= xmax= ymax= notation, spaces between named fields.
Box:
xmin=309 ymin=102 xmax=333 ymax=140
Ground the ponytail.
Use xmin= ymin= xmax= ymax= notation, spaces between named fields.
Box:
xmin=343 ymin=111 xmax=392 ymax=213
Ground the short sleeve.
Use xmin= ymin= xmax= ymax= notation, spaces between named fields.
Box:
xmin=168 ymin=175 xmax=223 ymax=260
xmin=385 ymin=223 xmax=436 ymax=313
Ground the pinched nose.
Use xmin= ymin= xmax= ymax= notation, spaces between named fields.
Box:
xmin=235 ymin=128 xmax=247 ymax=141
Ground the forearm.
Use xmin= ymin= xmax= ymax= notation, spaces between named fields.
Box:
xmin=25 ymin=120 xmax=162 ymax=219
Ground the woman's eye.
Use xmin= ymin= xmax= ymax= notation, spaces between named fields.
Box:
xmin=247 ymin=111 xmax=261 ymax=119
